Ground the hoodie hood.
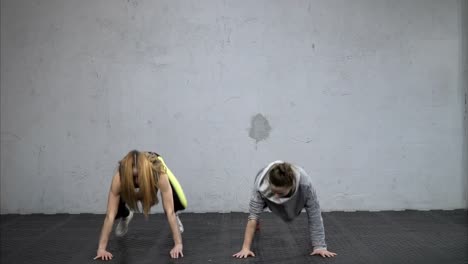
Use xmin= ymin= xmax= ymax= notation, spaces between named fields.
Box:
xmin=255 ymin=160 xmax=301 ymax=204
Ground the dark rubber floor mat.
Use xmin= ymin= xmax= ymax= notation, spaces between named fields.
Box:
xmin=1 ymin=210 xmax=466 ymax=264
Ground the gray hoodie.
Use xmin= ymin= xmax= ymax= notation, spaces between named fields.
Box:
xmin=248 ymin=161 xmax=327 ymax=250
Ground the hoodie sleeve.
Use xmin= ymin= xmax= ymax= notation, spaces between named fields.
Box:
xmin=304 ymin=183 xmax=327 ymax=250
xmin=248 ymin=187 xmax=266 ymax=221
xmin=247 ymin=168 xmax=267 ymax=221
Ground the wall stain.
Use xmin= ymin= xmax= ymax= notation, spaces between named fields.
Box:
xmin=249 ymin=113 xmax=271 ymax=143
xmin=224 ymin=96 xmax=240 ymax=103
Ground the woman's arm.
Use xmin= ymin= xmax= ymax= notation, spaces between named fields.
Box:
xmin=304 ymin=184 xmax=337 ymax=258
xmin=94 ymin=172 xmax=121 ymax=260
xmin=158 ymin=173 xmax=183 ymax=258
xmin=233 ymin=187 xmax=265 ymax=258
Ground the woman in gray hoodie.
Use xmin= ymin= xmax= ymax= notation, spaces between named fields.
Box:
xmin=233 ymin=161 xmax=337 ymax=259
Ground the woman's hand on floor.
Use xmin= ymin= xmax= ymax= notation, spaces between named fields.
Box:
xmin=94 ymin=248 xmax=113 ymax=261
xmin=233 ymin=248 xmax=256 ymax=258
xmin=310 ymin=248 xmax=337 ymax=258
xmin=170 ymin=244 xmax=184 ymax=258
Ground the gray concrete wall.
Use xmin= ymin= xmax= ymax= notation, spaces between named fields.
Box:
xmin=1 ymin=0 xmax=465 ymax=213
xmin=462 ymin=0 xmax=468 ymax=209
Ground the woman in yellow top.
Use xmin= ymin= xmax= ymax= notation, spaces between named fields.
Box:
xmin=94 ymin=150 xmax=187 ymax=260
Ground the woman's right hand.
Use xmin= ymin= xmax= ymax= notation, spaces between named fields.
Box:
xmin=94 ymin=248 xmax=113 ymax=261
xmin=232 ymin=248 xmax=255 ymax=258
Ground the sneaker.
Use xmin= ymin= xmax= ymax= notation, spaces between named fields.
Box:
xmin=115 ymin=210 xmax=134 ymax=237
xmin=176 ymin=214 xmax=184 ymax=233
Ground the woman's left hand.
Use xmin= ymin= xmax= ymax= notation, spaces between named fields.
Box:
xmin=170 ymin=244 xmax=184 ymax=258
xmin=310 ymin=248 xmax=337 ymax=258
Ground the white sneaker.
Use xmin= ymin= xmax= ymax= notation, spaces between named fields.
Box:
xmin=176 ymin=214 xmax=184 ymax=233
xmin=115 ymin=210 xmax=134 ymax=237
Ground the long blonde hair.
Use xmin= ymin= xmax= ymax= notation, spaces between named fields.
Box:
xmin=119 ymin=150 xmax=165 ymax=216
